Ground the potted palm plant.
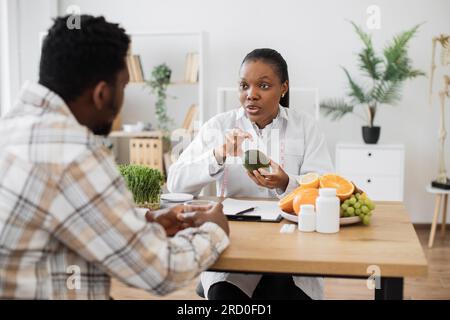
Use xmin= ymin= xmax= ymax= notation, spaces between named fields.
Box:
xmin=118 ymin=164 xmax=165 ymax=210
xmin=320 ymin=21 xmax=425 ymax=144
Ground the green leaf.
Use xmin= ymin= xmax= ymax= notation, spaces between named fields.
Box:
xmin=350 ymin=21 xmax=383 ymax=80
xmin=358 ymin=49 xmax=383 ymax=80
xmin=118 ymin=164 xmax=165 ymax=205
xmin=350 ymin=21 xmax=372 ymax=48
xmin=370 ymin=80 xmax=402 ymax=105
xmin=146 ymin=63 xmax=174 ymax=133
xmin=382 ymin=24 xmax=423 ymax=81
xmin=406 ymin=69 xmax=426 ymax=79
xmin=320 ymin=99 xmax=355 ymax=121
xmin=342 ymin=67 xmax=368 ymax=103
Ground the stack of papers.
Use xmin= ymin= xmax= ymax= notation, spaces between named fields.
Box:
xmin=221 ymin=198 xmax=282 ymax=222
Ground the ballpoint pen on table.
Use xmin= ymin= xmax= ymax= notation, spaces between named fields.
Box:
xmin=235 ymin=207 xmax=256 ymax=215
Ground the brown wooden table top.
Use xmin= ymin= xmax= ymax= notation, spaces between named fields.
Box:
xmin=201 ymin=197 xmax=428 ymax=278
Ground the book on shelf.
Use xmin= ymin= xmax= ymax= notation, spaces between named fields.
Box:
xmin=182 ymin=104 xmax=198 ymax=132
xmin=126 ymin=54 xmax=144 ymax=83
xmin=184 ymin=52 xmax=199 ymax=83
xmin=126 ymin=55 xmax=135 ymax=82
xmin=134 ymin=55 xmax=144 ymax=82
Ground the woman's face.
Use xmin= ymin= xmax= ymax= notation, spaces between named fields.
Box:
xmin=239 ymin=59 xmax=288 ymax=128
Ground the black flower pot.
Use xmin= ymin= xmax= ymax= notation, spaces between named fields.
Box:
xmin=362 ymin=126 xmax=380 ymax=144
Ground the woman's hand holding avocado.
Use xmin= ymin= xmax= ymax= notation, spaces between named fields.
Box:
xmin=247 ymin=159 xmax=289 ymax=192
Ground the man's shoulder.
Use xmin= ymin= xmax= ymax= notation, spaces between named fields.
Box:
xmin=1 ymin=111 xmax=99 ymax=165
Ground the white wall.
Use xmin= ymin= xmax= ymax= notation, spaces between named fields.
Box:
xmin=19 ymin=0 xmax=57 ymax=85
xmin=1 ymin=0 xmax=21 ymax=116
xmin=15 ymin=0 xmax=450 ymax=222
xmin=1 ymin=0 xmax=57 ymax=115
xmin=0 ymin=1 xmax=3 ymax=113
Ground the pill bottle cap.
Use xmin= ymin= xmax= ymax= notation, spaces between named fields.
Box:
xmin=319 ymin=188 xmax=337 ymax=197
xmin=300 ymin=204 xmax=315 ymax=215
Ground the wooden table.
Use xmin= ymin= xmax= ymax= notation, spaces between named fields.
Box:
xmin=202 ymin=197 xmax=428 ymax=300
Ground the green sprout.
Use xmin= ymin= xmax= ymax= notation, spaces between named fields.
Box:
xmin=118 ymin=164 xmax=164 ymax=209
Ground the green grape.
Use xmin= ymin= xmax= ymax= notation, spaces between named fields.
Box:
xmin=368 ymin=202 xmax=375 ymax=210
xmin=344 ymin=199 xmax=350 ymax=205
xmin=354 ymin=202 xmax=361 ymax=209
xmin=355 ymin=193 xmax=361 ymax=200
xmin=346 ymin=207 xmax=355 ymax=216
xmin=362 ymin=215 xmax=371 ymax=225
xmin=343 ymin=210 xmax=350 ymax=217
xmin=355 ymin=208 xmax=361 ymax=215
xmin=349 ymin=197 xmax=356 ymax=205
xmin=361 ymin=206 xmax=369 ymax=214
xmin=341 ymin=203 xmax=348 ymax=210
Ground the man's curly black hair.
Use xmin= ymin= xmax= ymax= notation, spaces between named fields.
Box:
xmin=39 ymin=15 xmax=130 ymax=103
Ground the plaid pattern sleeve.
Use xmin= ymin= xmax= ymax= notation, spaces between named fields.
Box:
xmin=49 ymin=146 xmax=230 ymax=296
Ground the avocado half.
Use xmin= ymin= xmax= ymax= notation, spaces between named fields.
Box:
xmin=243 ymin=149 xmax=270 ymax=172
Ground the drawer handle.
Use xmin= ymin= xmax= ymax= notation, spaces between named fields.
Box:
xmin=367 ymin=152 xmax=372 ymax=157
xmin=367 ymin=179 xmax=372 ymax=183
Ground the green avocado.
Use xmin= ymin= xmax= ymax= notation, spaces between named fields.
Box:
xmin=243 ymin=149 xmax=270 ymax=172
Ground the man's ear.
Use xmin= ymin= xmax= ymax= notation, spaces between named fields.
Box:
xmin=92 ymin=81 xmax=111 ymax=111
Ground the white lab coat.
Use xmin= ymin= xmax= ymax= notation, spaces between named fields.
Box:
xmin=167 ymin=105 xmax=334 ymax=300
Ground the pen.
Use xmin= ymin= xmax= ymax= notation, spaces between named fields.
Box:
xmin=226 ymin=214 xmax=261 ymax=221
xmin=235 ymin=207 xmax=256 ymax=215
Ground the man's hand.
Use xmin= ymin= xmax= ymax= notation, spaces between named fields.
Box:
xmin=247 ymin=159 xmax=289 ymax=192
xmin=179 ymin=202 xmax=230 ymax=236
xmin=145 ymin=205 xmax=187 ymax=237
xmin=145 ymin=205 xmax=221 ymax=237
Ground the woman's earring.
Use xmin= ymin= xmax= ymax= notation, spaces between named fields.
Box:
xmin=281 ymin=93 xmax=285 ymax=98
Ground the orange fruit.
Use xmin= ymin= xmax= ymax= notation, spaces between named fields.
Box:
xmin=297 ymin=172 xmax=320 ymax=189
xmin=278 ymin=186 xmax=303 ymax=213
xmin=293 ymin=188 xmax=319 ymax=215
xmin=319 ymin=174 xmax=355 ymax=201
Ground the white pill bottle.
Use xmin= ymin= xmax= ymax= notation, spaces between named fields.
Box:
xmin=316 ymin=188 xmax=340 ymax=234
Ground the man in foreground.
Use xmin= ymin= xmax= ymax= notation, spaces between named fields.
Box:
xmin=0 ymin=15 xmax=229 ymax=299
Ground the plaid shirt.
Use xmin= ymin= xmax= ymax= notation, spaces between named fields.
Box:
xmin=0 ymin=82 xmax=229 ymax=299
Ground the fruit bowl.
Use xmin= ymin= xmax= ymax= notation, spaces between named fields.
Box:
xmin=280 ymin=211 xmax=362 ymax=226
xmin=279 ymin=173 xmax=375 ymax=226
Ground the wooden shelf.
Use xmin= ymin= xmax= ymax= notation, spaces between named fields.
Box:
xmin=109 ymin=130 xmax=162 ymax=138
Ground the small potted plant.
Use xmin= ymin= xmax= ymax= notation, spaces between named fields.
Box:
xmin=320 ymin=21 xmax=425 ymax=144
xmin=146 ymin=63 xmax=175 ymax=151
xmin=118 ymin=164 xmax=164 ymax=210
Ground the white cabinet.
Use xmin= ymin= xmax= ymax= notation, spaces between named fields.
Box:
xmin=335 ymin=144 xmax=405 ymax=201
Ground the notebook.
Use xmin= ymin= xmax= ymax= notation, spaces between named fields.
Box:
xmin=221 ymin=198 xmax=283 ymax=222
